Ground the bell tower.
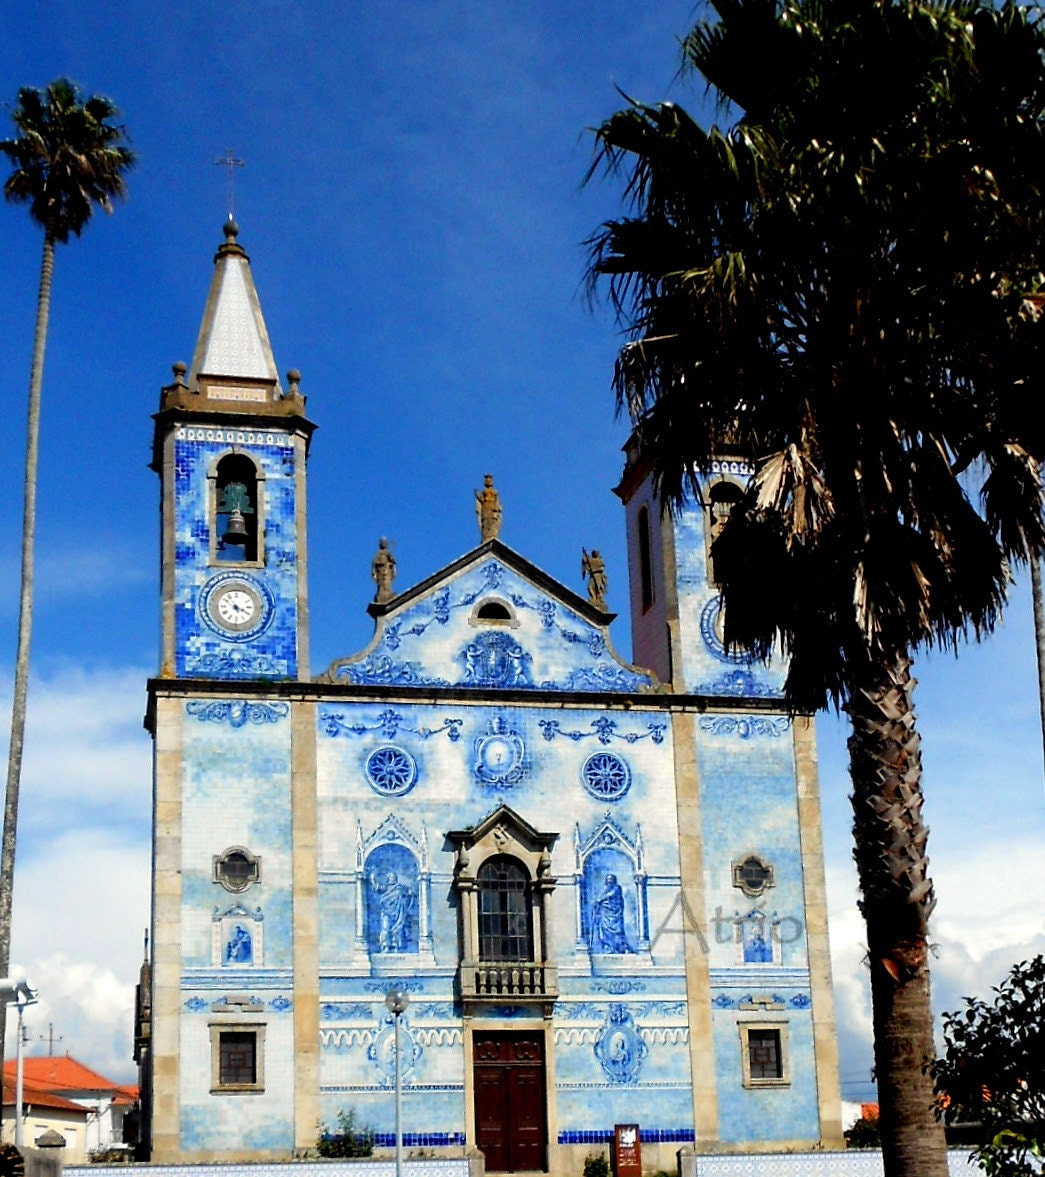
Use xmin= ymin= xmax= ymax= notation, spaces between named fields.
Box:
xmin=615 ymin=437 xmax=785 ymax=697
xmin=151 ymin=220 xmax=314 ymax=681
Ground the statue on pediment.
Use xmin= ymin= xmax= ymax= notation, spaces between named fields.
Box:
xmin=371 ymin=537 xmax=397 ymax=603
xmin=475 ymin=473 xmax=502 ymax=542
xmin=582 ymin=548 xmax=608 ymax=609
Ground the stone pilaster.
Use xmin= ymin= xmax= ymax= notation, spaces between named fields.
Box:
xmin=793 ymin=716 xmax=844 ymax=1147
xmin=291 ymin=700 xmax=320 ymax=1151
xmin=673 ymin=711 xmax=719 ymax=1145
xmin=150 ymin=695 xmax=183 ymax=1162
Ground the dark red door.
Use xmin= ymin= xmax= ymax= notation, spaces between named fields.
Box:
xmin=474 ymin=1032 xmax=546 ymax=1172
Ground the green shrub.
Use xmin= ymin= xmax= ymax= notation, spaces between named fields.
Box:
xmin=317 ymin=1108 xmax=375 ymax=1157
xmin=583 ymin=1151 xmax=610 ymax=1177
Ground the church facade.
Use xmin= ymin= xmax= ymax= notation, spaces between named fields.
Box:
xmin=143 ymin=223 xmax=843 ymax=1169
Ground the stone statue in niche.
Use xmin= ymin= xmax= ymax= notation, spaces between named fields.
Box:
xmin=225 ymin=923 xmax=253 ymax=964
xmin=475 ymin=473 xmax=502 ymax=542
xmin=589 ymin=873 xmax=633 ymax=954
xmin=365 ymin=842 xmax=419 ymax=955
xmin=581 ymin=548 xmax=608 ymax=609
xmin=370 ymin=870 xmax=411 ymax=952
xmin=371 ymin=538 xmax=397 ymax=603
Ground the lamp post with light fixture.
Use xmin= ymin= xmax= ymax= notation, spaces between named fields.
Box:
xmin=0 ymin=977 xmax=38 ymax=1150
xmin=384 ymin=988 xmax=409 ymax=1177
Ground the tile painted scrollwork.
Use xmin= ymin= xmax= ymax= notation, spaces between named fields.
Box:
xmin=695 ymin=669 xmax=780 ymax=698
xmin=700 ymin=715 xmax=790 ymax=739
xmin=321 ymin=708 xmax=462 ymax=742
xmin=540 ymin=665 xmax=653 ymax=692
xmin=594 ymin=1004 xmax=648 ymax=1085
xmin=539 ymin=717 xmax=665 ymax=746
xmin=330 ymin=654 xmax=450 ymax=688
xmin=187 ymin=699 xmax=289 ymax=727
xmin=591 ymin=979 xmax=647 ymax=994
xmin=581 ymin=752 xmax=631 ymax=801
xmin=365 ymin=746 xmax=418 ymax=797
xmin=188 ymin=650 xmax=285 ymax=678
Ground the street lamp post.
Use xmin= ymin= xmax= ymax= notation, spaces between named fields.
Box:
xmin=384 ymin=988 xmax=409 ymax=1177
xmin=0 ymin=978 xmax=38 ymax=1150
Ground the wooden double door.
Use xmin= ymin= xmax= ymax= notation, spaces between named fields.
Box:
xmin=473 ymin=1030 xmax=547 ymax=1172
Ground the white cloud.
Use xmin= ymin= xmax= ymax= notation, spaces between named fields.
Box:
xmin=826 ymin=832 xmax=1045 ymax=1104
xmin=0 ymin=665 xmax=151 ymax=845
xmin=0 ymin=666 xmax=151 ymax=1084
xmin=7 ymin=827 xmax=149 ymax=1084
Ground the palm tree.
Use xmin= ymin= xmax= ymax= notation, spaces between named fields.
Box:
xmin=586 ymin=3 xmax=1045 ymax=1176
xmin=0 ymin=79 xmax=133 ymax=1077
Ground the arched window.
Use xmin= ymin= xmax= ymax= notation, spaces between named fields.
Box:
xmin=477 ymin=856 xmax=533 ymax=962
xmin=637 ymin=506 xmax=654 ymax=613
xmin=706 ymin=480 xmax=743 ymax=585
xmin=476 ymin=601 xmax=512 ymax=622
xmin=214 ymin=454 xmax=261 ymax=563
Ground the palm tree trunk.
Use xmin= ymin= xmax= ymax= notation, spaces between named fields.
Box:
xmin=1031 ymin=548 xmax=1045 ymax=785
xmin=846 ymin=653 xmax=949 ymax=1177
xmin=0 ymin=230 xmax=55 ymax=1088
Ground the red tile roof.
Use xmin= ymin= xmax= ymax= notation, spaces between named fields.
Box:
xmin=2 ymin=1055 xmax=137 ymax=1102
xmin=1 ymin=1076 xmax=86 ymax=1113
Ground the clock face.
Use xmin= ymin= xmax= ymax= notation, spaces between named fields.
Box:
xmin=200 ymin=574 xmax=272 ymax=640
xmin=217 ymin=589 xmax=257 ymax=627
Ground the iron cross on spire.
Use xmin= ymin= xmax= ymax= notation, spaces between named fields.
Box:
xmin=215 ymin=148 xmax=245 ymax=220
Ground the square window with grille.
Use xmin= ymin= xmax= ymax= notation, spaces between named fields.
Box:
xmin=210 ymin=1024 xmax=264 ymax=1092
xmin=219 ymin=1032 xmax=256 ymax=1085
xmin=747 ymin=1029 xmax=781 ymax=1079
xmin=740 ymin=1023 xmax=788 ymax=1087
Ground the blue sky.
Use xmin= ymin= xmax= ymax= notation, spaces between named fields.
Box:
xmin=0 ymin=0 xmax=1042 ymax=1105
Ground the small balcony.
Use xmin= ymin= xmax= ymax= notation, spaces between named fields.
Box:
xmin=459 ymin=961 xmax=558 ymax=1012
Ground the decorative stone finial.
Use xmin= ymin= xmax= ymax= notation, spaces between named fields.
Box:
xmin=286 ymin=369 xmax=301 ymax=396
xmin=224 ymin=217 xmax=240 ymax=241
xmin=371 ymin=537 xmax=397 ymax=604
xmin=172 ymin=361 xmax=187 ymax=386
xmin=581 ymin=548 xmax=608 ymax=610
xmin=475 ymin=473 xmax=502 ymax=542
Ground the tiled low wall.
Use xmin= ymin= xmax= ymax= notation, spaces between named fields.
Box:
xmin=70 ymin=1162 xmax=475 ymax=1177
xmin=69 ymin=1151 xmax=977 ymax=1177
xmin=680 ymin=1149 xmax=975 ymax=1176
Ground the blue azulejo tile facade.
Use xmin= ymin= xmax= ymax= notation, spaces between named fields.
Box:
xmin=172 ymin=428 xmax=300 ymax=680
xmin=143 ymin=227 xmax=843 ymax=1173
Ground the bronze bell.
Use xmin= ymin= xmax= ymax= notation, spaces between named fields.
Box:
xmin=222 ymin=508 xmax=249 ymax=546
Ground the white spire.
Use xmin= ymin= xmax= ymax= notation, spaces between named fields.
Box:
xmin=188 ymin=220 xmax=280 ymax=391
